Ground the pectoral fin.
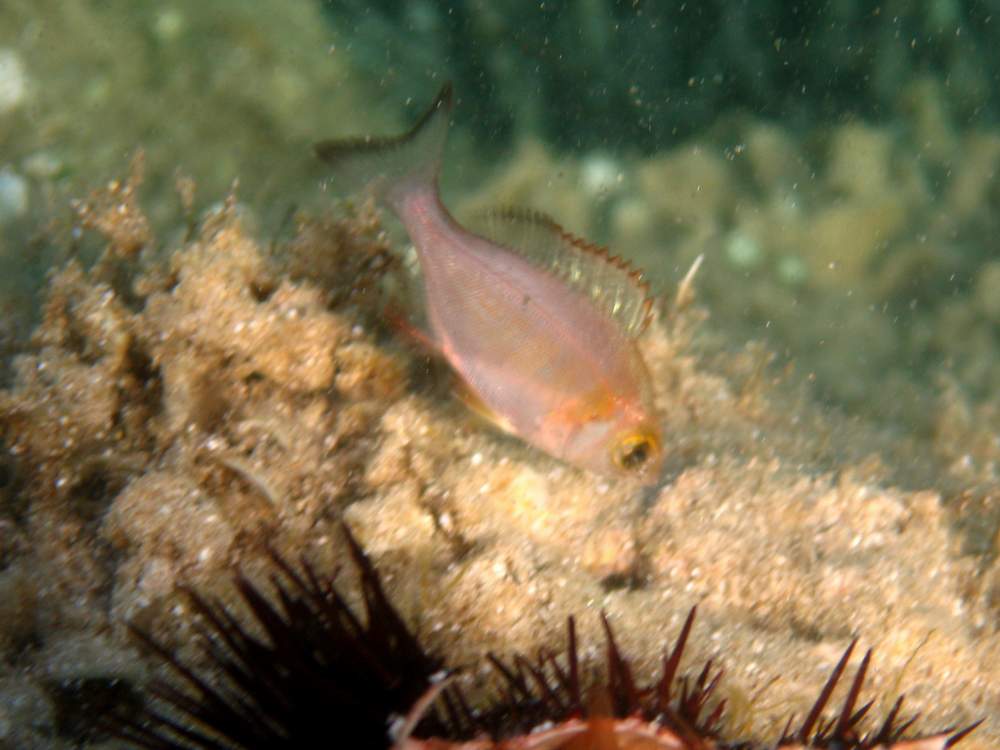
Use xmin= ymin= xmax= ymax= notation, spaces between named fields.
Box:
xmin=385 ymin=302 xmax=440 ymax=355
xmin=454 ymin=380 xmax=516 ymax=435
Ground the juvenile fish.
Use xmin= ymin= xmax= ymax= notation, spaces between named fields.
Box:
xmin=315 ymin=84 xmax=664 ymax=483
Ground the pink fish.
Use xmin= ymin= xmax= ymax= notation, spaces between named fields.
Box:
xmin=315 ymin=84 xmax=663 ymax=483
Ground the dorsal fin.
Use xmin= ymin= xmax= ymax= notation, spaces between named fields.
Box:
xmin=475 ymin=208 xmax=654 ymax=337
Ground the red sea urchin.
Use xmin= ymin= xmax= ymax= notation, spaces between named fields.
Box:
xmin=109 ymin=527 xmax=980 ymax=750
xmin=395 ymin=612 xmax=979 ymax=750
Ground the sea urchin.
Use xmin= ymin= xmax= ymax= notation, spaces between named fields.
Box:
xmin=108 ymin=526 xmax=980 ymax=750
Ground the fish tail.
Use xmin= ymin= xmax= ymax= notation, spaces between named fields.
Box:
xmin=314 ymin=82 xmax=453 ymax=208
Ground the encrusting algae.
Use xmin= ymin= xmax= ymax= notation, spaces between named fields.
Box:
xmin=0 ymin=125 xmax=997 ymax=746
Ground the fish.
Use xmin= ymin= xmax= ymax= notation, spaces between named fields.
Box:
xmin=315 ymin=83 xmax=664 ymax=484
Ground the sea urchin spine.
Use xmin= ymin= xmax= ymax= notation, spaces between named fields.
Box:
xmin=109 ymin=527 xmax=980 ymax=750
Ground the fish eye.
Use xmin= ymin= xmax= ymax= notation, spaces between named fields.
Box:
xmin=612 ymin=431 xmax=659 ymax=472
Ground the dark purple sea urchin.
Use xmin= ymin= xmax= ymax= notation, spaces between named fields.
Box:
xmin=110 ymin=528 xmax=444 ymax=749
xmin=109 ymin=527 xmax=980 ymax=750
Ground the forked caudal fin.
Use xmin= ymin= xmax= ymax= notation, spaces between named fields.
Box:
xmin=314 ymin=82 xmax=453 ymax=208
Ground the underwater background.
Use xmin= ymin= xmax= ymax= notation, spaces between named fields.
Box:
xmin=0 ymin=1 xmax=998 ymax=747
